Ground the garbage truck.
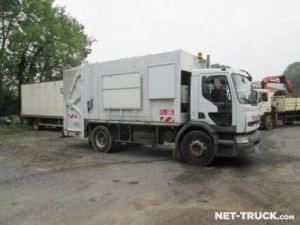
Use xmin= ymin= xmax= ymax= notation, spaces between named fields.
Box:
xmin=63 ymin=50 xmax=260 ymax=165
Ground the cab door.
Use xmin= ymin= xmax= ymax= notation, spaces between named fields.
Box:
xmin=191 ymin=74 xmax=235 ymax=129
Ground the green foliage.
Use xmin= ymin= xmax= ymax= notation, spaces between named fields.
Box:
xmin=0 ymin=88 xmax=18 ymax=115
xmin=284 ymin=62 xmax=300 ymax=95
xmin=0 ymin=0 xmax=93 ymax=115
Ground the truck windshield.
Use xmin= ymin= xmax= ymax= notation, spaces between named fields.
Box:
xmin=232 ymin=73 xmax=256 ymax=105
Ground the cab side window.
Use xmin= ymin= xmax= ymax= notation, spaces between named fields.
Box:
xmin=202 ymin=76 xmax=231 ymax=104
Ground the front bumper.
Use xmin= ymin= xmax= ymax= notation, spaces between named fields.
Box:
xmin=216 ymin=130 xmax=261 ymax=157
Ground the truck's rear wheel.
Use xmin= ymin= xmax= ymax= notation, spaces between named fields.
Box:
xmin=180 ymin=131 xmax=214 ymax=166
xmin=91 ymin=126 xmax=121 ymax=152
xmin=264 ymin=115 xmax=274 ymax=130
xmin=91 ymin=126 xmax=113 ymax=152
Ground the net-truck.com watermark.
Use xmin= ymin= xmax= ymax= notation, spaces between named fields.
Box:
xmin=215 ymin=211 xmax=295 ymax=221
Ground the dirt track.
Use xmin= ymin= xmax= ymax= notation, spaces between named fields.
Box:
xmin=0 ymin=126 xmax=299 ymax=225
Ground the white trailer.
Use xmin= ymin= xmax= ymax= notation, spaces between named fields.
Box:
xmin=63 ymin=50 xmax=261 ymax=165
xmin=21 ymin=80 xmax=64 ymax=130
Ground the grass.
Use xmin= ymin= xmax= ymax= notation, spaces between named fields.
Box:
xmin=0 ymin=123 xmax=31 ymax=130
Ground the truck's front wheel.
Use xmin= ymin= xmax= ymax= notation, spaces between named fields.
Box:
xmin=180 ymin=131 xmax=214 ymax=166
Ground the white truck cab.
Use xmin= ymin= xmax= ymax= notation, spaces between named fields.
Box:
xmin=191 ymin=69 xmax=260 ymax=133
xmin=176 ymin=68 xmax=261 ymax=161
xmin=256 ymin=89 xmax=275 ymax=116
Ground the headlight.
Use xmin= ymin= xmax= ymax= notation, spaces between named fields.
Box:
xmin=236 ymin=136 xmax=249 ymax=144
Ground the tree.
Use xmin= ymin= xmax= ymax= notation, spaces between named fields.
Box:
xmin=0 ymin=0 xmax=22 ymax=115
xmin=284 ymin=62 xmax=300 ymax=95
xmin=0 ymin=0 xmax=93 ymax=115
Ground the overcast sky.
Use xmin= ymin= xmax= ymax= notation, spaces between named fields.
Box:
xmin=54 ymin=0 xmax=300 ymax=80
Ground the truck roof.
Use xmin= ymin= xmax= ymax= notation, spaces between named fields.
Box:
xmin=64 ymin=49 xmax=204 ymax=73
xmin=191 ymin=68 xmax=245 ymax=76
xmin=95 ymin=49 xmax=198 ymax=64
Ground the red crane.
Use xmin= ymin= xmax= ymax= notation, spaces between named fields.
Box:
xmin=261 ymin=75 xmax=297 ymax=96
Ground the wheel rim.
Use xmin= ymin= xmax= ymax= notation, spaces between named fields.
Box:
xmin=95 ymin=131 xmax=107 ymax=148
xmin=189 ymin=139 xmax=207 ymax=158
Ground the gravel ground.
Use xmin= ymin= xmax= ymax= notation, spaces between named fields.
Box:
xmin=0 ymin=126 xmax=299 ymax=225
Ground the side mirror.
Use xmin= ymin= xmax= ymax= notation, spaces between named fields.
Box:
xmin=240 ymin=69 xmax=252 ymax=81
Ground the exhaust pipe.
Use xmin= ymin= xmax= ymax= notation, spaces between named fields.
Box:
xmin=206 ymin=54 xmax=210 ymax=68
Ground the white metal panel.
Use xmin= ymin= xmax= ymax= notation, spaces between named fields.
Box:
xmin=21 ymin=81 xmax=63 ymax=117
xmin=102 ymin=73 xmax=141 ymax=109
xmin=103 ymin=89 xmax=141 ymax=109
xmin=148 ymin=64 xmax=176 ymax=99
xmin=103 ymin=73 xmax=140 ymax=89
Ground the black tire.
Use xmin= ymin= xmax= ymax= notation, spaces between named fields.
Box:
xmin=90 ymin=126 xmax=120 ymax=152
xmin=88 ymin=133 xmax=92 ymax=146
xmin=91 ymin=126 xmax=113 ymax=152
xmin=264 ymin=115 xmax=274 ymax=130
xmin=180 ymin=131 xmax=214 ymax=166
